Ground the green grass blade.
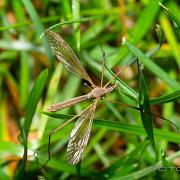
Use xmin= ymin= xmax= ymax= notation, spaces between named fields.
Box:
xmin=20 ymin=52 xmax=30 ymax=108
xmin=62 ymin=0 xmax=72 ymax=19
xmin=159 ymin=14 xmax=180 ymax=68
xmin=14 ymin=124 xmax=27 ymax=179
xmin=38 ymin=64 xmax=63 ymax=138
xmin=15 ymin=69 xmax=48 ymax=178
xmin=102 ymin=140 xmax=149 ymax=178
xmin=131 ymin=0 xmax=164 ymax=44
xmin=0 ymin=15 xmax=62 ymax=32
xmin=0 ymin=141 xmax=23 ymax=155
xmin=139 ymin=68 xmax=156 ymax=152
xmin=24 ymin=69 xmax=48 ymax=133
xmin=72 ymin=0 xmax=80 ymax=51
xmin=81 ymin=16 xmax=115 ymax=47
xmin=21 ymin=0 xmax=52 ymax=61
xmin=21 ymin=0 xmax=44 ymax=37
xmin=150 ymin=90 xmax=180 ymax=104
xmin=160 ymin=2 xmax=180 ymax=38
xmin=110 ymin=0 xmax=164 ymax=67
xmin=109 ymin=150 xmax=180 ymax=180
xmin=43 ymin=112 xmax=180 ymax=144
xmin=40 ymin=16 xmax=102 ymax=39
xmin=122 ymin=39 xmax=180 ymax=89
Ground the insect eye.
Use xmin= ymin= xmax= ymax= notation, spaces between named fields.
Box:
xmin=83 ymin=80 xmax=93 ymax=89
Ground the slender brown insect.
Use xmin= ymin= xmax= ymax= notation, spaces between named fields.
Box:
xmin=44 ymin=30 xmax=178 ymax=167
xmin=44 ymin=30 xmax=176 ymax=166
xmin=44 ymin=30 xmax=132 ymax=165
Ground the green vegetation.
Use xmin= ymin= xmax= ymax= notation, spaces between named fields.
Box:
xmin=0 ymin=0 xmax=179 ymax=179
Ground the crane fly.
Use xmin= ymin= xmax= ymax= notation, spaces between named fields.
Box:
xmin=43 ymin=30 xmax=177 ymax=167
xmin=44 ymin=30 xmax=141 ymax=165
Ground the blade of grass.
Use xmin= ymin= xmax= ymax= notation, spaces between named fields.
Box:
xmin=21 ymin=0 xmax=52 ymax=61
xmin=59 ymin=75 xmax=81 ymax=114
xmin=83 ymin=133 xmax=119 ymax=168
xmin=0 ymin=39 xmax=44 ymax=53
xmin=20 ymin=0 xmax=44 ymax=37
xmin=139 ymin=68 xmax=156 ymax=152
xmin=5 ymin=71 xmax=20 ymax=113
xmin=81 ymin=7 xmax=119 ymax=16
xmin=0 ymin=51 xmax=17 ymax=62
xmin=20 ymin=52 xmax=30 ymax=108
xmin=122 ymin=39 xmax=180 ymax=89
xmin=72 ymin=0 xmax=80 ymax=51
xmin=23 ymin=69 xmax=48 ymax=133
xmin=110 ymin=0 xmax=164 ymax=67
xmin=43 ymin=112 xmax=180 ymax=144
xmin=12 ymin=0 xmax=27 ymax=33
xmin=104 ymin=99 xmax=125 ymax=121
xmin=150 ymin=89 xmax=180 ymax=104
xmin=76 ymin=161 xmax=81 ymax=180
xmin=13 ymin=0 xmax=30 ymax=109
xmin=81 ymin=16 xmax=115 ymax=47
xmin=38 ymin=64 xmax=63 ymax=138
xmin=0 ymin=141 xmax=23 ymax=155
xmin=40 ymin=16 xmax=102 ymax=38
xmin=159 ymin=14 xmax=180 ymax=68
xmin=160 ymin=2 xmax=180 ymax=38
xmin=94 ymin=143 xmax=110 ymax=167
xmin=15 ymin=69 xmax=48 ymax=178
xmin=0 ymin=98 xmax=8 ymax=141
xmin=38 ymin=155 xmax=96 ymax=177
xmin=102 ymin=140 xmax=149 ymax=178
xmin=14 ymin=124 xmax=27 ymax=179
xmin=62 ymin=0 xmax=72 ymax=19
xmin=0 ymin=15 xmax=62 ymax=32
xmin=109 ymin=150 xmax=180 ymax=180
xmin=84 ymin=128 xmax=107 ymax=158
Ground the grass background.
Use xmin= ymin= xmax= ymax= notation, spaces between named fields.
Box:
xmin=0 ymin=0 xmax=180 ymax=179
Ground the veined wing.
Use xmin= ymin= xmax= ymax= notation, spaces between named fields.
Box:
xmin=67 ymin=100 xmax=97 ymax=165
xmin=45 ymin=30 xmax=95 ymax=87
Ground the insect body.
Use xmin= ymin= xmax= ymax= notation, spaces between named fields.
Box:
xmin=45 ymin=30 xmax=118 ymax=165
xmin=47 ymin=85 xmax=117 ymax=112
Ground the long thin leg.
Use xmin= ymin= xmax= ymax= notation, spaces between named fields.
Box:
xmin=42 ymin=103 xmax=94 ymax=168
xmin=104 ymin=57 xmax=137 ymax=88
xmin=106 ymin=98 xmax=178 ymax=130
xmin=89 ymin=21 xmax=105 ymax=88
xmin=100 ymin=50 xmax=105 ymax=87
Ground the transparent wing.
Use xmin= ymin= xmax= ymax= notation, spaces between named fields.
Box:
xmin=45 ymin=30 xmax=95 ymax=86
xmin=67 ymin=100 xmax=97 ymax=165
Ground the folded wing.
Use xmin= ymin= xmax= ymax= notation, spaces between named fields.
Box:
xmin=67 ymin=100 xmax=97 ymax=165
xmin=45 ymin=30 xmax=95 ymax=87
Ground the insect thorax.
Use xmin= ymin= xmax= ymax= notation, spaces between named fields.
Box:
xmin=89 ymin=85 xmax=117 ymax=99
xmin=90 ymin=87 xmax=106 ymax=98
